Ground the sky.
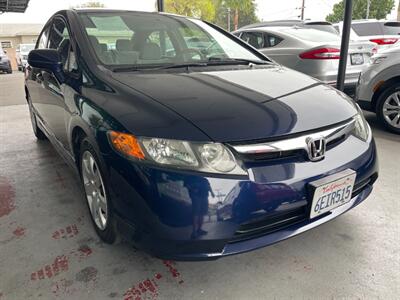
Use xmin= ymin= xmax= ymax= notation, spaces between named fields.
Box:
xmin=0 ymin=0 xmax=398 ymax=24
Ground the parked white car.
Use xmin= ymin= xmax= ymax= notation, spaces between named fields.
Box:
xmin=356 ymin=47 xmax=400 ymax=134
xmin=335 ymin=20 xmax=400 ymax=51
xmin=16 ymin=44 xmax=35 ymax=71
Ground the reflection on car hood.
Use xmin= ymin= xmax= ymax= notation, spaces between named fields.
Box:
xmin=112 ymin=65 xmax=357 ymax=142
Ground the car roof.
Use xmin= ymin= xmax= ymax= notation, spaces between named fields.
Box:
xmin=70 ymin=8 xmax=188 ymax=19
xmin=239 ymin=20 xmax=333 ymax=30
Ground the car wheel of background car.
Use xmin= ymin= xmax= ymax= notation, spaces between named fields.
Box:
xmin=28 ymin=99 xmax=47 ymax=140
xmin=80 ymin=138 xmax=119 ymax=244
xmin=376 ymin=84 xmax=400 ymax=134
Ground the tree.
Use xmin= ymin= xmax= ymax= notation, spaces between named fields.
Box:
xmin=165 ymin=0 xmax=215 ymax=22
xmin=225 ymin=0 xmax=253 ymax=30
xmin=74 ymin=2 xmax=105 ymax=8
xmin=213 ymin=0 xmax=258 ymax=31
xmin=398 ymin=0 xmax=400 ymax=20
xmin=326 ymin=0 xmax=395 ymax=23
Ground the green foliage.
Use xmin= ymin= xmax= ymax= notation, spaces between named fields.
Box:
xmin=165 ymin=0 xmax=216 ymax=21
xmin=164 ymin=0 xmax=258 ymax=29
xmin=213 ymin=0 xmax=259 ymax=30
xmin=326 ymin=0 xmax=395 ymax=23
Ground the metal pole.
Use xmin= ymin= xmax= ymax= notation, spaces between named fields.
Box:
xmin=337 ymin=0 xmax=353 ymax=91
xmin=227 ymin=8 xmax=231 ymax=31
xmin=157 ymin=0 xmax=164 ymax=12
xmin=300 ymin=0 xmax=305 ymax=20
xmin=366 ymin=0 xmax=370 ymax=19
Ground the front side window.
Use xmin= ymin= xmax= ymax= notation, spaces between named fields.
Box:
xmin=37 ymin=26 xmax=50 ymax=49
xmin=78 ymin=12 xmax=264 ymax=67
xmin=47 ymin=17 xmax=78 ymax=74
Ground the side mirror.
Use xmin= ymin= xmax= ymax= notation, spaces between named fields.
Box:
xmin=4 ymin=50 xmax=7 ymax=54
xmin=28 ymin=49 xmax=64 ymax=82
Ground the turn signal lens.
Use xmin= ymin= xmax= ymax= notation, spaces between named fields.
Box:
xmin=108 ymin=131 xmax=145 ymax=160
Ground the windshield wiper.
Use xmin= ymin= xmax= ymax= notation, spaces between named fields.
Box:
xmin=207 ymin=57 xmax=271 ymax=65
xmin=112 ymin=59 xmax=271 ymax=73
xmin=158 ymin=62 xmax=209 ymax=70
xmin=112 ymin=66 xmax=144 ymax=72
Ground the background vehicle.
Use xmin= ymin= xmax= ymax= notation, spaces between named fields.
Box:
xmin=356 ymin=47 xmax=400 ymax=134
xmin=234 ymin=26 xmax=376 ymax=95
xmin=335 ymin=20 xmax=400 ymax=51
xmin=240 ymin=20 xmax=339 ymax=34
xmin=16 ymin=43 xmax=35 ymax=71
xmin=0 ymin=47 xmax=12 ymax=74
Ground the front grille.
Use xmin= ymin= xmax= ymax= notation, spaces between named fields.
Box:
xmin=240 ymin=149 xmax=304 ymax=162
xmin=231 ymin=119 xmax=354 ymax=163
xmin=231 ymin=206 xmax=307 ymax=242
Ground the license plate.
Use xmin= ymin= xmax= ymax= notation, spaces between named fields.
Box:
xmin=351 ymin=53 xmax=364 ymax=65
xmin=309 ymin=169 xmax=356 ymax=219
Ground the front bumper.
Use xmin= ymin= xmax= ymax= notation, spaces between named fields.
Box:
xmin=104 ymin=135 xmax=378 ymax=260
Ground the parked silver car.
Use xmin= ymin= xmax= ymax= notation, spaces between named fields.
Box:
xmin=0 ymin=47 xmax=12 ymax=74
xmin=335 ymin=20 xmax=400 ymax=52
xmin=356 ymin=47 xmax=400 ymax=134
xmin=240 ymin=20 xmax=339 ymax=35
xmin=234 ymin=26 xmax=376 ymax=95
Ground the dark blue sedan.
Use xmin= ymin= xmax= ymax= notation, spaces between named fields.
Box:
xmin=25 ymin=9 xmax=378 ymax=260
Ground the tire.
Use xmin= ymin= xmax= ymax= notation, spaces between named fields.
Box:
xmin=79 ymin=138 xmax=119 ymax=244
xmin=376 ymin=84 xmax=400 ymax=134
xmin=28 ymin=98 xmax=47 ymax=140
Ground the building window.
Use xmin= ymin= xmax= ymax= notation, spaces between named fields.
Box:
xmin=1 ymin=41 xmax=12 ymax=48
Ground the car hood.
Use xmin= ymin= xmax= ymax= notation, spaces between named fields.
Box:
xmin=112 ymin=65 xmax=357 ymax=142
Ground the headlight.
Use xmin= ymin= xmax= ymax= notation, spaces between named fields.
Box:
xmin=352 ymin=112 xmax=370 ymax=142
xmin=108 ymin=132 xmax=246 ymax=175
xmin=371 ymin=56 xmax=387 ymax=65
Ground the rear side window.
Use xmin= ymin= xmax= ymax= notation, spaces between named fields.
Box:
xmin=352 ymin=22 xmax=383 ymax=36
xmin=240 ymin=31 xmax=264 ymax=49
xmin=264 ymin=34 xmax=283 ymax=47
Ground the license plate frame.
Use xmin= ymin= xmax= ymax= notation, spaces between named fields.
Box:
xmin=351 ymin=53 xmax=364 ymax=65
xmin=309 ymin=169 xmax=357 ymax=219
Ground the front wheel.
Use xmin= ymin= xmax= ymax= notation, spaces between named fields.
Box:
xmin=80 ymin=138 xmax=118 ymax=244
xmin=376 ymin=84 xmax=400 ymax=134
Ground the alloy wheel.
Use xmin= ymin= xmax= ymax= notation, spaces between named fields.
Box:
xmin=81 ymin=151 xmax=108 ymax=230
xmin=382 ymin=91 xmax=400 ymax=129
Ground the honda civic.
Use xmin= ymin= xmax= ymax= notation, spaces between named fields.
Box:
xmin=25 ymin=9 xmax=378 ymax=260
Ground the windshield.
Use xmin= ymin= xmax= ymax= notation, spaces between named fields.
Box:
xmin=78 ymin=12 xmax=264 ymax=68
xmin=352 ymin=22 xmax=400 ymax=36
xmin=20 ymin=44 xmax=35 ymax=52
